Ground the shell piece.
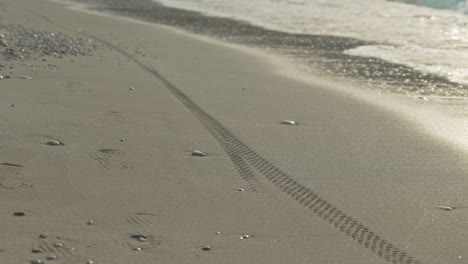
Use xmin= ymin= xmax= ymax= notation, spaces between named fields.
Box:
xmin=240 ymin=234 xmax=250 ymax=240
xmin=281 ymin=120 xmax=297 ymax=125
xmin=191 ymin=150 xmax=207 ymax=157
xmin=129 ymin=87 xmax=135 ymax=90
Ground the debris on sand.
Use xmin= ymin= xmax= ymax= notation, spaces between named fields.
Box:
xmin=191 ymin=150 xmax=207 ymax=157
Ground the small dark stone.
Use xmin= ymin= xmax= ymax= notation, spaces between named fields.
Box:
xmin=31 ymin=249 xmax=42 ymax=253
xmin=201 ymin=246 xmax=211 ymax=251
xmin=13 ymin=211 xmax=26 ymax=216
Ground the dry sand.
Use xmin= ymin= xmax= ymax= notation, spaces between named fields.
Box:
xmin=0 ymin=0 xmax=467 ymax=263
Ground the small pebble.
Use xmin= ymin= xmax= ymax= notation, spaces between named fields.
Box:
xmin=130 ymin=234 xmax=147 ymax=242
xmin=13 ymin=211 xmax=26 ymax=216
xmin=39 ymin=233 xmax=49 ymax=239
xmin=120 ymin=139 xmax=125 ymax=142
xmin=53 ymin=242 xmax=64 ymax=248
xmin=281 ymin=120 xmax=297 ymax=125
xmin=86 ymin=220 xmax=94 ymax=225
xmin=47 ymin=140 xmax=63 ymax=146
xmin=11 ymin=104 xmax=14 ymax=107
xmin=215 ymin=232 xmax=221 ymax=235
xmin=31 ymin=249 xmax=42 ymax=253
xmin=30 ymin=260 xmax=43 ymax=264
xmin=191 ymin=150 xmax=207 ymax=157
xmin=133 ymin=247 xmax=142 ymax=251
xmin=201 ymin=246 xmax=211 ymax=251
xmin=236 ymin=188 xmax=245 ymax=192
xmin=240 ymin=234 xmax=250 ymax=240
xmin=86 ymin=260 xmax=94 ymax=264
xmin=129 ymin=87 xmax=135 ymax=90
xmin=46 ymin=255 xmax=57 ymax=260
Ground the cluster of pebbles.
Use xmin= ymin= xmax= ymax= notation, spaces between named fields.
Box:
xmin=0 ymin=24 xmax=97 ymax=63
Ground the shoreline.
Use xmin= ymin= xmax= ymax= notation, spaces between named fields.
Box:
xmin=58 ymin=0 xmax=468 ymax=156
xmin=1 ymin=0 xmax=467 ymax=263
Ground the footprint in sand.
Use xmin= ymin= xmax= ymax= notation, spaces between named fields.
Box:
xmin=89 ymin=149 xmax=132 ymax=171
xmin=116 ymin=213 xmax=163 ymax=251
xmin=0 ymin=163 xmax=33 ymax=190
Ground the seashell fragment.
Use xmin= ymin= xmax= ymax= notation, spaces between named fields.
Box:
xmin=215 ymin=232 xmax=221 ymax=235
xmin=133 ymin=247 xmax=142 ymax=251
xmin=191 ymin=150 xmax=207 ymax=157
xmin=86 ymin=260 xmax=94 ymax=264
xmin=47 ymin=140 xmax=64 ymax=146
xmin=236 ymin=188 xmax=245 ymax=192
xmin=281 ymin=120 xmax=296 ymax=125
xmin=129 ymin=87 xmax=135 ymax=90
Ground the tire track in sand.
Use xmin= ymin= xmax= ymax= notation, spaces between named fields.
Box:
xmin=24 ymin=8 xmax=422 ymax=264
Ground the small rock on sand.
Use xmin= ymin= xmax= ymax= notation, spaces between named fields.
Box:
xmin=46 ymin=140 xmax=64 ymax=146
xmin=46 ymin=255 xmax=57 ymax=260
xmin=240 ymin=234 xmax=250 ymax=240
xmin=86 ymin=220 xmax=94 ymax=225
xmin=191 ymin=150 xmax=207 ymax=157
xmin=39 ymin=233 xmax=49 ymax=239
xmin=30 ymin=260 xmax=43 ymax=264
xmin=201 ymin=246 xmax=211 ymax=251
xmin=281 ymin=120 xmax=297 ymax=125
xmin=13 ymin=211 xmax=26 ymax=216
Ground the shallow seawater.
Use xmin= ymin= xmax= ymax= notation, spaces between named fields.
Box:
xmin=156 ymin=0 xmax=468 ymax=90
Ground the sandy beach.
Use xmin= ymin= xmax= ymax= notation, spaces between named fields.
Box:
xmin=1 ymin=0 xmax=467 ymax=263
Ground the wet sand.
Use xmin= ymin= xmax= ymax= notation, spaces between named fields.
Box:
xmin=0 ymin=0 xmax=467 ymax=263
